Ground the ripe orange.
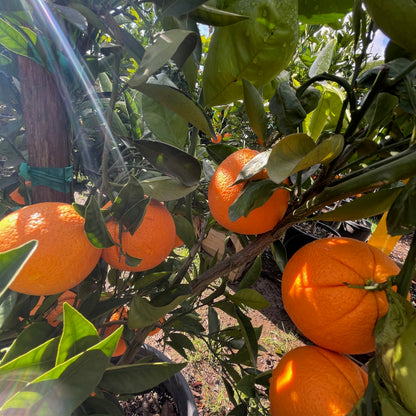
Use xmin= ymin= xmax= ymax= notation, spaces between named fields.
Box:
xmin=281 ymin=237 xmax=400 ymax=354
xmin=0 ymin=202 xmax=102 ymax=296
xmin=208 ymin=148 xmax=289 ymax=235
xmin=103 ymin=308 xmax=129 ymax=357
xmin=31 ymin=290 xmax=78 ymax=326
xmin=212 ymin=133 xmax=222 ymax=144
xmin=101 ymin=199 xmax=176 ymax=272
xmin=269 ymin=345 xmax=368 ymax=416
xmin=148 ymin=317 xmax=164 ymax=336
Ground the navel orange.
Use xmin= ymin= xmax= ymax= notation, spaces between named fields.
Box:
xmin=281 ymin=237 xmax=400 ymax=354
xmin=269 ymin=345 xmax=368 ymax=416
xmin=0 ymin=202 xmax=102 ymax=296
xmin=208 ymin=148 xmax=289 ymax=235
xmin=101 ymin=199 xmax=176 ymax=272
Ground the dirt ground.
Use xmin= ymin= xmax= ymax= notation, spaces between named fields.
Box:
xmin=145 ymin=232 xmax=414 ymax=415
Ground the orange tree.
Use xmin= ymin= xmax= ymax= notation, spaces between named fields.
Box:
xmin=0 ymin=0 xmax=415 ymax=415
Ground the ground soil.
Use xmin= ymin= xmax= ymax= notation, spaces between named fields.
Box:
xmin=132 ymin=232 xmax=414 ymax=415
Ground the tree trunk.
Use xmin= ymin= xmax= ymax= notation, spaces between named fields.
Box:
xmin=18 ymin=56 xmax=72 ymax=203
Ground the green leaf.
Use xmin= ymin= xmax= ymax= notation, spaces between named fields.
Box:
xmin=313 ymin=188 xmax=403 ymax=222
xmin=99 ymin=361 xmax=186 ymax=395
xmin=235 ymin=150 xmax=271 ymax=183
xmin=135 ymin=83 xmax=215 ymax=138
xmin=236 ymin=374 xmax=256 ymax=398
xmin=238 ymin=256 xmax=262 ymax=290
xmin=0 ymin=240 xmax=37 ymax=299
xmin=0 ymin=350 xmax=109 ymax=415
xmin=235 ymin=307 xmax=258 ymax=367
xmin=0 ymin=322 xmax=56 ymax=365
xmin=173 ymin=215 xmax=195 ymax=248
xmin=111 ymin=177 xmax=150 ymax=235
xmin=309 ymin=38 xmax=336 ymax=78
xmin=228 ymin=288 xmax=270 ymax=310
xmin=208 ymin=306 xmax=220 ymax=335
xmin=298 ymin=0 xmax=354 ymax=24
xmin=206 ymin=144 xmax=238 ymax=165
xmin=387 ymin=177 xmax=416 ymax=236
xmin=83 ymin=197 xmax=115 ymax=248
xmin=160 ymin=0 xmax=208 ymax=17
xmin=53 ymin=4 xmax=88 ymax=32
xmin=243 ymin=79 xmax=268 ymax=144
xmin=141 ymin=176 xmax=198 ymax=201
xmin=364 ymin=93 xmax=399 ymax=136
xmin=129 ymin=288 xmax=191 ymax=328
xmin=229 ymin=179 xmax=278 ymax=222
xmin=56 ymin=303 xmax=101 ymax=365
xmin=269 ymin=81 xmax=306 ymax=135
xmin=0 ymin=17 xmax=37 ymax=60
xmin=270 ymin=240 xmax=288 ymax=273
xmin=129 ymin=29 xmax=198 ymax=87
xmin=137 ymin=139 xmax=201 ymax=187
xmin=142 ymin=78 xmax=189 ymax=148
xmin=167 ymin=333 xmax=195 ymax=359
xmin=202 ymin=0 xmax=298 ymax=106
xmin=190 ymin=4 xmax=249 ymax=26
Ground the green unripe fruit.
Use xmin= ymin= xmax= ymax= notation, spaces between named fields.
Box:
xmin=363 ymin=0 xmax=416 ymax=54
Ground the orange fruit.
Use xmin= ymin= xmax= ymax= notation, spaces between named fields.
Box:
xmin=101 ymin=199 xmax=176 ymax=272
xmin=148 ymin=317 xmax=164 ymax=336
xmin=173 ymin=234 xmax=184 ymax=248
xmin=281 ymin=237 xmax=400 ymax=354
xmin=31 ymin=290 xmax=78 ymax=326
xmin=269 ymin=345 xmax=368 ymax=416
xmin=103 ymin=308 xmax=129 ymax=357
xmin=208 ymin=148 xmax=289 ymax=235
xmin=0 ymin=202 xmax=102 ymax=296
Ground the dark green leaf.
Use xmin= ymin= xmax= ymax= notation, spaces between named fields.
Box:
xmin=236 ymin=374 xmax=256 ymax=398
xmin=243 ymin=79 xmax=268 ymax=144
xmin=137 ymin=139 xmax=201 ymax=187
xmin=190 ymin=4 xmax=249 ymax=26
xmin=129 ymin=29 xmax=198 ymax=87
xmin=161 ymin=0 xmax=210 ymax=17
xmin=238 ymin=256 xmax=262 ymax=290
xmin=269 ymin=81 xmax=306 ymax=135
xmin=141 ymin=176 xmax=198 ymax=201
xmin=364 ymin=93 xmax=399 ymax=136
xmin=228 ymin=403 xmax=248 ymax=416
xmin=299 ymin=87 xmax=322 ymax=114
xmin=313 ymin=188 xmax=403 ymax=222
xmin=53 ymin=4 xmax=88 ymax=32
xmin=208 ymin=306 xmax=220 ymax=335
xmin=0 ymin=240 xmax=37 ymax=299
xmin=387 ymin=177 xmax=416 ymax=236
xmin=235 ymin=307 xmax=258 ymax=367
xmin=173 ymin=215 xmax=195 ymax=248
xmin=270 ymin=240 xmax=288 ymax=273
xmin=99 ymin=361 xmax=186 ymax=394
xmin=228 ymin=288 xmax=270 ymax=310
xmin=166 ymin=313 xmax=205 ymax=334
xmin=206 ymin=144 xmax=237 ymax=165
xmin=133 ymin=83 xmax=215 ymax=139
xmin=167 ymin=333 xmax=195 ymax=359
xmin=129 ymin=289 xmax=190 ymax=329
xmin=229 ymin=179 xmax=278 ymax=222
xmin=84 ymin=197 xmax=115 ymax=248
xmin=298 ymin=0 xmax=354 ymax=24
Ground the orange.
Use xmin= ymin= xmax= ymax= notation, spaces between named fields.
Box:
xmin=212 ymin=133 xmax=222 ymax=144
xmin=0 ymin=202 xmax=102 ymax=296
xmin=103 ymin=308 xmax=129 ymax=357
xmin=281 ymin=237 xmax=400 ymax=354
xmin=173 ymin=234 xmax=184 ymax=248
xmin=208 ymin=148 xmax=289 ymax=235
xmin=148 ymin=317 xmax=164 ymax=336
xmin=31 ymin=290 xmax=78 ymax=326
xmin=101 ymin=199 xmax=176 ymax=272
xmin=269 ymin=345 xmax=368 ymax=416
